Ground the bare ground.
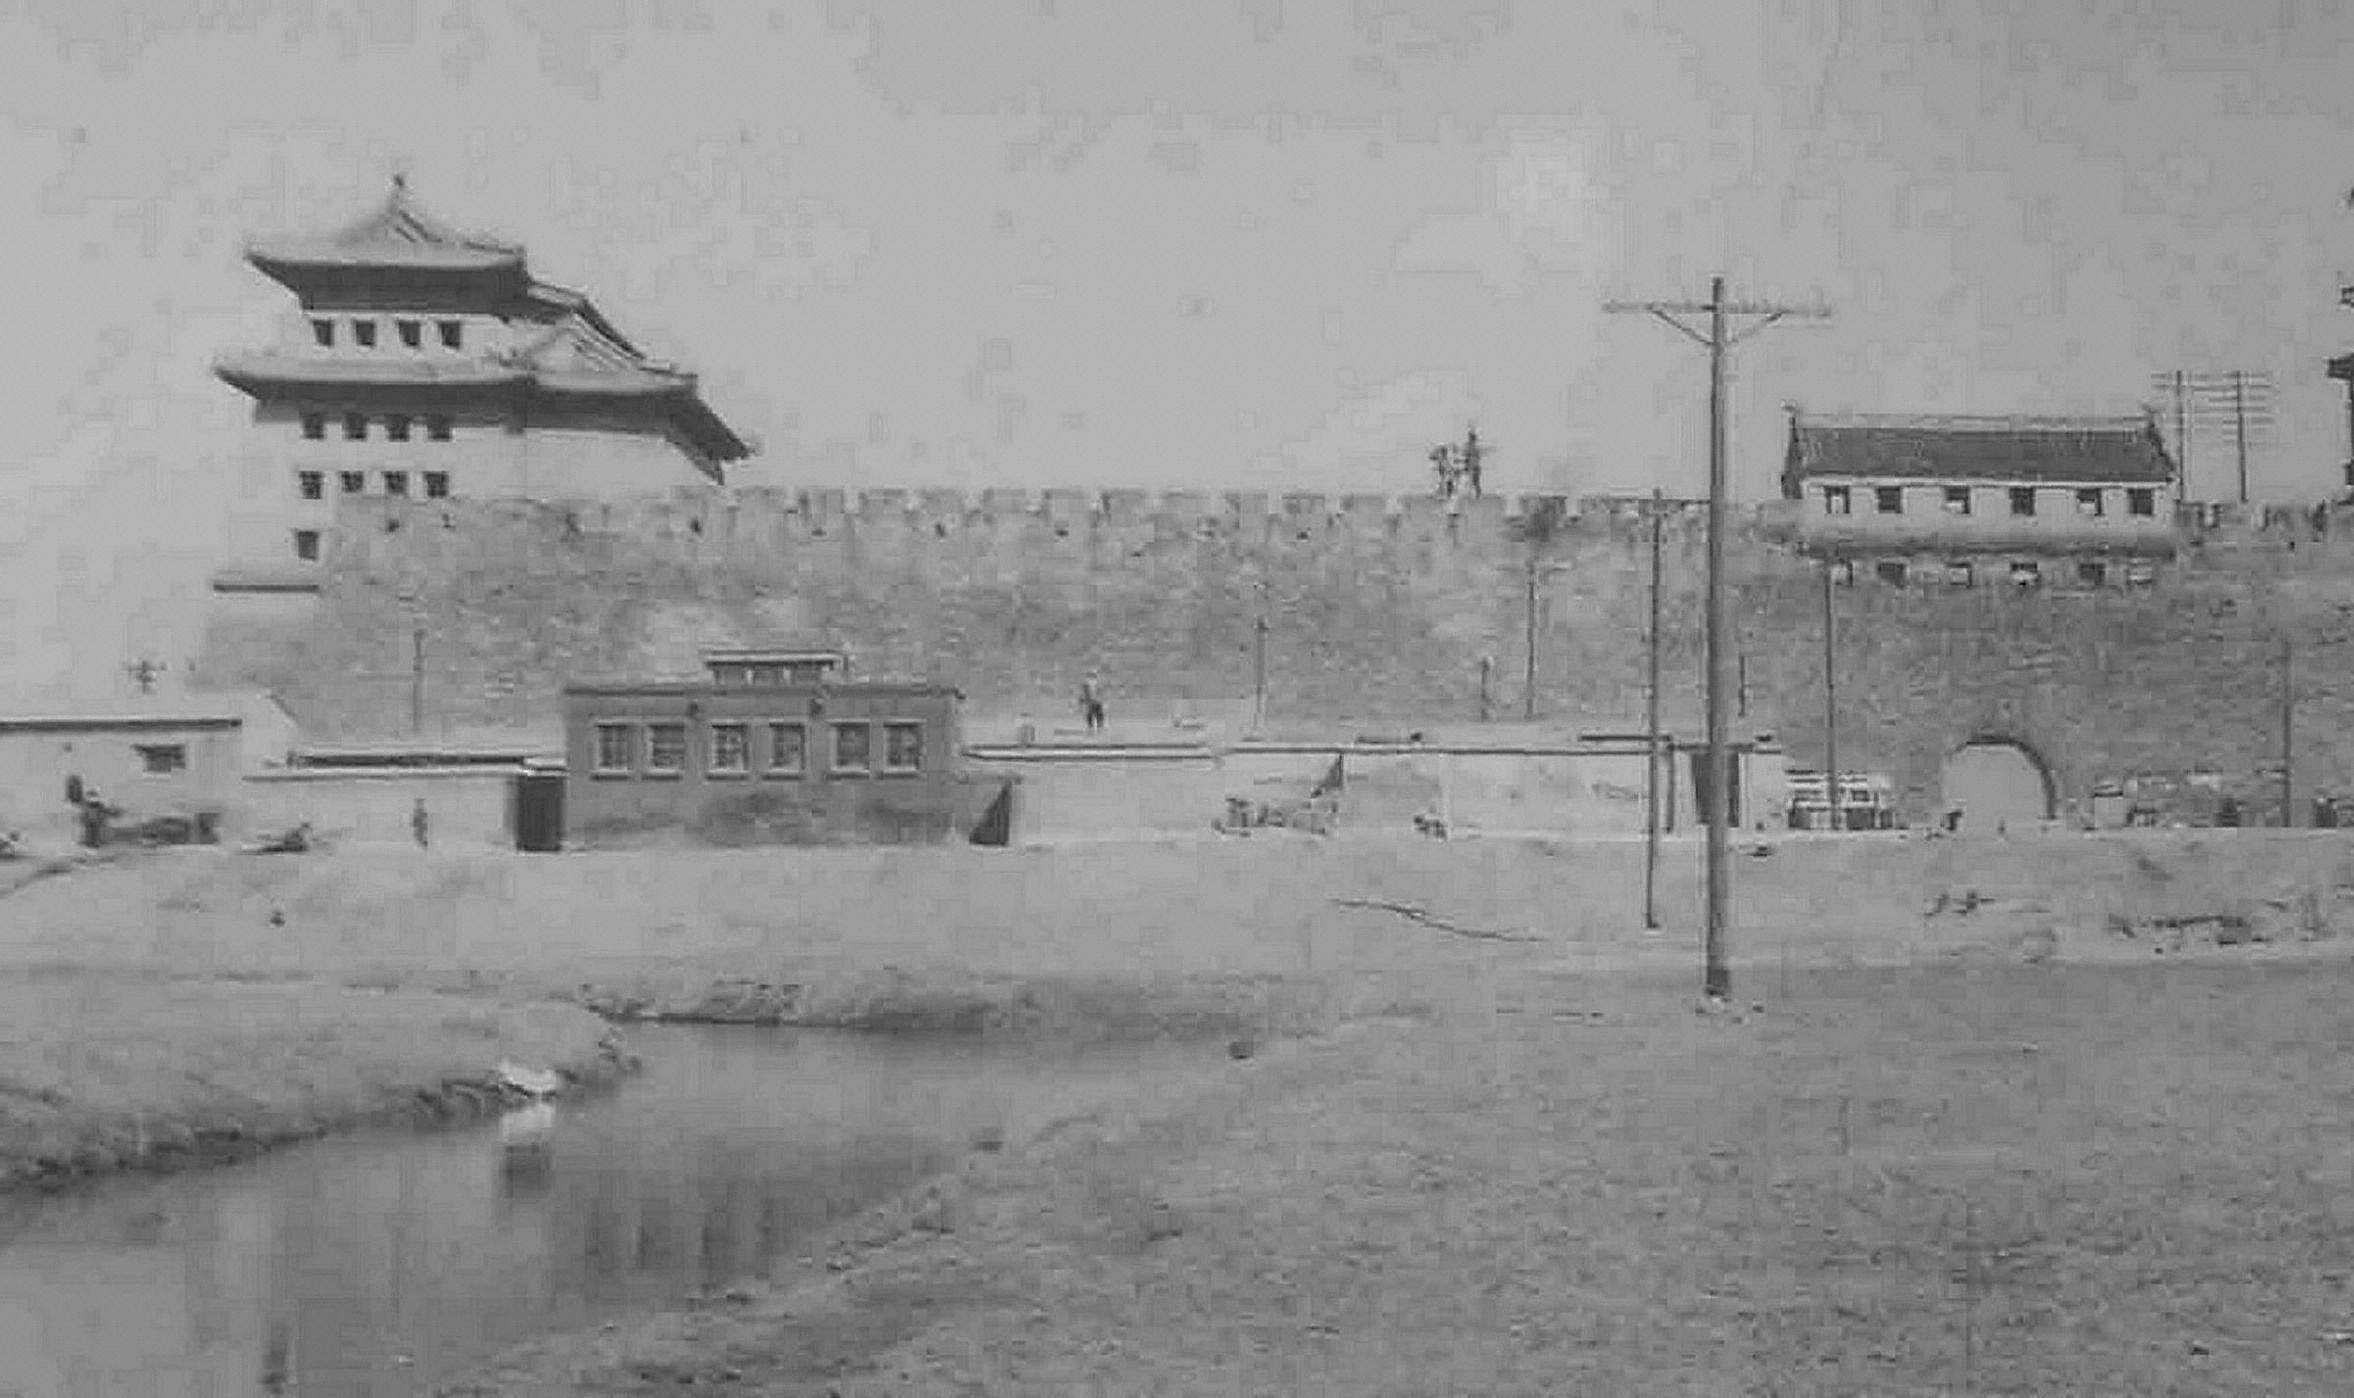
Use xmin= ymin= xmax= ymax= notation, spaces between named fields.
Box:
xmin=14 ymin=831 xmax=2354 ymax=1389
xmin=441 ymin=957 xmax=2354 ymax=1395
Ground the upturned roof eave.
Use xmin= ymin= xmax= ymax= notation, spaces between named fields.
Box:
xmin=244 ymin=241 xmax=527 ymax=279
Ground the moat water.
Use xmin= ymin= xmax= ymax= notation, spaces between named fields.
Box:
xmin=0 ymin=1023 xmax=1213 ymax=1396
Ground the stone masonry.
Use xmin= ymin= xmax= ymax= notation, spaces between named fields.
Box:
xmin=190 ymin=488 xmax=2354 ymax=824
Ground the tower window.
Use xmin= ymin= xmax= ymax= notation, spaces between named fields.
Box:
xmin=300 ymin=412 xmax=326 ymax=440
xmin=423 ymin=471 xmax=450 ymax=499
xmin=383 ymin=471 xmax=409 ymax=497
xmin=297 ymin=470 xmax=323 ymax=500
xmin=386 ymin=414 xmax=412 ymax=442
xmin=352 ymin=319 xmax=377 ymax=349
xmin=2008 ymin=487 xmax=2037 ymax=517
xmin=396 ymin=319 xmax=422 ymax=349
xmin=1823 ymin=485 xmax=1851 ymax=515
xmin=1944 ymin=559 xmax=1974 ymax=586
xmin=437 ymin=320 xmax=463 ymax=350
xmin=343 ymin=412 xmax=367 ymax=441
xmin=2077 ymin=488 xmax=2106 ymax=517
xmin=1874 ymin=486 xmax=1903 ymax=514
xmin=340 ymin=471 xmax=365 ymax=494
xmin=1943 ymin=486 xmax=1973 ymax=516
xmin=1875 ymin=559 xmax=1908 ymax=586
xmin=2009 ymin=559 xmax=2041 ymax=587
xmin=426 ymin=414 xmax=453 ymax=442
xmin=293 ymin=529 xmax=321 ymax=562
xmin=2127 ymin=488 xmax=2157 ymax=517
xmin=1829 ymin=558 xmax=1855 ymax=586
xmin=310 ymin=318 xmax=334 ymax=348
xmin=2077 ymin=560 xmax=2107 ymax=587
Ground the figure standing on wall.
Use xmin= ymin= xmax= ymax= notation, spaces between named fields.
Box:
xmin=1080 ymin=672 xmax=1107 ymax=733
xmin=1429 ymin=443 xmax=1459 ymax=500
xmin=1459 ymin=426 xmax=1485 ymax=499
xmin=411 ymin=797 xmax=430 ymax=850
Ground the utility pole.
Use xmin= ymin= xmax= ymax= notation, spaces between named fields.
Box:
xmin=1606 ymin=276 xmax=1830 ymax=1003
xmin=2234 ymin=370 xmax=2251 ymax=506
xmin=2154 ymin=369 xmax=2275 ymax=504
xmin=1644 ymin=488 xmax=1665 ymax=931
xmin=1822 ymin=555 xmax=1840 ymax=836
xmin=2283 ymin=634 xmax=2295 ymax=826
xmin=2170 ymin=369 xmax=2189 ymax=497
xmin=1524 ymin=558 xmax=1539 ymax=721
xmin=411 ymin=626 xmax=426 ymax=738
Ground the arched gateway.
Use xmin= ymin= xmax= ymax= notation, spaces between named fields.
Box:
xmin=1940 ymin=739 xmax=2056 ymax=835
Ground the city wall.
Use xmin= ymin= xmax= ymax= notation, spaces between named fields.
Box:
xmin=191 ymin=486 xmax=2354 ymax=823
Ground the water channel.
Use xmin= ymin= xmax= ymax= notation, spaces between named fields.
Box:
xmin=0 ymin=1022 xmax=1216 ymax=1396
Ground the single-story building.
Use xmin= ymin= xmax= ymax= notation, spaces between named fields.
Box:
xmin=562 ymin=673 xmax=1000 ymax=846
xmin=0 ymin=691 xmax=303 ymax=844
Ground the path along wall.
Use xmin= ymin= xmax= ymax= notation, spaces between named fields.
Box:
xmin=190 ymin=488 xmax=2354 ymax=825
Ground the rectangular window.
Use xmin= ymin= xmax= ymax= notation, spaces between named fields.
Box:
xmin=1873 ymin=486 xmax=1903 ymax=514
xmin=646 ymin=722 xmax=687 ymax=773
xmin=766 ymin=722 xmax=807 ymax=774
xmin=426 ymin=414 xmax=454 ymax=442
xmin=2009 ymin=560 xmax=2040 ymax=588
xmin=1829 ymin=559 xmax=1855 ymax=586
xmin=397 ymin=319 xmax=422 ymax=349
xmin=383 ymin=471 xmax=409 ymax=497
xmin=386 ymin=414 xmax=413 ymax=442
xmin=2077 ymin=560 xmax=2107 ymax=587
xmin=424 ymin=471 xmax=449 ymax=499
xmin=2008 ymin=487 xmax=2037 ymax=517
xmin=1945 ymin=559 xmax=1974 ymax=587
xmin=1875 ymin=559 xmax=1907 ymax=586
xmin=343 ymin=412 xmax=367 ymax=441
xmin=437 ymin=320 xmax=463 ymax=350
xmin=2127 ymin=488 xmax=2156 ymax=517
xmin=593 ymin=723 xmax=634 ymax=773
xmin=301 ymin=412 xmax=326 ymax=440
xmin=1823 ymin=485 xmax=1851 ymax=516
xmin=310 ymin=318 xmax=334 ymax=348
xmin=293 ymin=529 xmax=321 ymax=562
xmin=135 ymin=744 xmax=187 ymax=775
xmin=884 ymin=722 xmax=924 ymax=772
xmin=709 ymin=723 xmax=749 ymax=773
xmin=2126 ymin=560 xmax=2158 ymax=587
xmin=2077 ymin=488 xmax=2106 ymax=518
xmin=751 ymin=664 xmax=785 ymax=686
xmin=339 ymin=470 xmax=365 ymax=494
xmin=832 ymin=721 xmax=872 ymax=772
xmin=352 ymin=319 xmax=377 ymax=349
xmin=1943 ymin=486 xmax=1973 ymax=516
xmin=298 ymin=470 xmax=323 ymax=501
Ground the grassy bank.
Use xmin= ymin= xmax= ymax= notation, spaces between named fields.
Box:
xmin=0 ymin=970 xmax=631 ymax=1192
xmin=445 ymin=956 xmax=2354 ymax=1395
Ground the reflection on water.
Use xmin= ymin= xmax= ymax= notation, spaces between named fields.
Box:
xmin=0 ymin=1024 xmax=1207 ymax=1396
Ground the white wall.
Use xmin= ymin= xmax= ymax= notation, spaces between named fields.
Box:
xmin=240 ymin=767 xmax=519 ymax=849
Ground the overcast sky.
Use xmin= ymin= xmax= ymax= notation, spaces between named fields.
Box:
xmin=4 ymin=0 xmax=2352 ymax=702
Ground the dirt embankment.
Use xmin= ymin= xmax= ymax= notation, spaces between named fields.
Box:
xmin=0 ymin=918 xmax=633 ymax=1193
xmin=8 ymin=829 xmax=2354 ymax=1199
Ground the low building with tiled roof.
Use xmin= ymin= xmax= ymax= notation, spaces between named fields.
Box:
xmin=1781 ymin=409 xmax=2181 ymax=589
xmin=211 ymin=176 xmax=752 ymax=587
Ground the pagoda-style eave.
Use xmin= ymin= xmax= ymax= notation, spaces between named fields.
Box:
xmin=213 ymin=356 xmax=751 ymax=462
xmin=245 ymin=250 xmax=530 ymax=309
xmin=213 ymin=355 xmax=529 ymax=397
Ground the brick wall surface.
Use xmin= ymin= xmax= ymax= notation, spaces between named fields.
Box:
xmin=190 ymin=488 xmax=2354 ymax=822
